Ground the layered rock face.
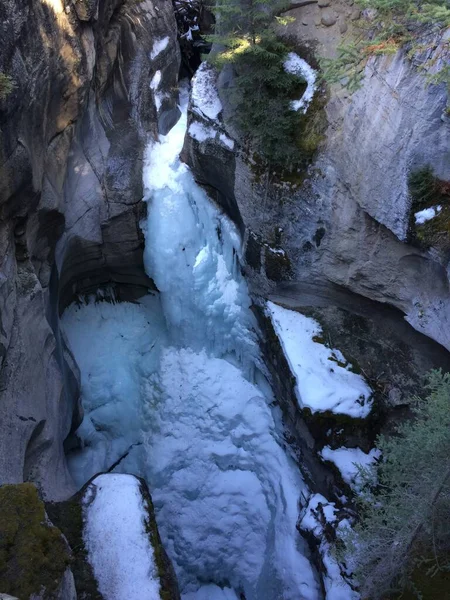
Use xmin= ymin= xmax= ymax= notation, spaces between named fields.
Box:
xmin=0 ymin=0 xmax=179 ymax=499
xmin=182 ymin=25 xmax=450 ymax=353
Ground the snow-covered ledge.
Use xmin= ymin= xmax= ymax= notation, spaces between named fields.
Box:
xmin=187 ymin=62 xmax=235 ymax=151
xmin=266 ymin=301 xmax=373 ymax=418
xmin=82 ymin=474 xmax=180 ymax=600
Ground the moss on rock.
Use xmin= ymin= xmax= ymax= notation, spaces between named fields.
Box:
xmin=45 ymin=493 xmax=102 ymax=600
xmin=0 ymin=483 xmax=70 ymax=600
xmin=138 ymin=479 xmax=181 ymax=600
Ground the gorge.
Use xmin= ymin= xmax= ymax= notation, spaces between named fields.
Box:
xmin=1 ymin=0 xmax=450 ymax=598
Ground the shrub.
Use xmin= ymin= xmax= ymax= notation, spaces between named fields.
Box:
xmin=338 ymin=370 xmax=450 ymax=599
xmin=0 ymin=72 xmax=15 ymax=100
xmin=320 ymin=0 xmax=450 ymax=92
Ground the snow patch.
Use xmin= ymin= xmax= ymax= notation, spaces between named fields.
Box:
xmin=151 ymin=36 xmax=169 ymax=59
xmin=182 ymin=25 xmax=200 ymax=41
xmin=267 ymin=302 xmax=372 ymax=417
xmin=284 ymin=52 xmax=317 ymax=113
xmin=188 ymin=121 xmax=216 ymax=143
xmin=191 ymin=62 xmax=223 ymax=120
xmin=320 ymin=446 xmax=380 ymax=490
xmin=415 ymin=205 xmax=442 ymax=225
xmin=220 ymin=133 xmax=235 ymax=150
xmin=150 ymin=70 xmax=161 ymax=90
xmin=83 ymin=474 xmax=161 ymax=600
xmin=150 ymin=71 xmax=164 ymax=111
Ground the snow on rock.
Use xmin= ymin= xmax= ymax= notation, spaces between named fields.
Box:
xmin=150 ymin=70 xmax=161 ymax=90
xmin=266 ymin=302 xmax=372 ymax=418
xmin=191 ymin=61 xmax=223 ymax=121
xmin=300 ymin=493 xmax=337 ymax=536
xmin=283 ymin=52 xmax=317 ymax=113
xmin=320 ymin=446 xmax=380 ymax=490
xmin=301 ymin=495 xmax=359 ymax=600
xmin=189 ymin=122 xmax=235 ymax=149
xmin=188 ymin=121 xmax=216 ymax=143
xmin=219 ymin=133 xmax=235 ymax=150
xmin=82 ymin=474 xmax=161 ymax=600
xmin=415 ymin=205 xmax=442 ymax=225
xmin=151 ymin=36 xmax=169 ymax=60
xmin=150 ymin=70 xmax=165 ymax=111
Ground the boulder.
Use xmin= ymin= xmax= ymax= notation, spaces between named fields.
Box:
xmin=321 ymin=9 xmax=337 ymax=26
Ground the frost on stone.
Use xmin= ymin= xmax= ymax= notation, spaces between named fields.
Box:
xmin=151 ymin=37 xmax=169 ymax=60
xmin=266 ymin=302 xmax=372 ymax=418
xmin=415 ymin=205 xmax=442 ymax=225
xmin=283 ymin=52 xmax=317 ymax=113
xmin=82 ymin=474 xmax=161 ymax=600
xmin=300 ymin=495 xmax=360 ymax=600
xmin=191 ymin=61 xmax=223 ymax=121
xmin=320 ymin=446 xmax=380 ymax=491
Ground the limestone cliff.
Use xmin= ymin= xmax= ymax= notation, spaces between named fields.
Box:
xmin=0 ymin=0 xmax=180 ymax=499
xmin=182 ymin=12 xmax=450 ymax=354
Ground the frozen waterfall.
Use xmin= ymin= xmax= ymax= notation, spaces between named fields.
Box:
xmin=62 ymin=84 xmax=320 ymax=600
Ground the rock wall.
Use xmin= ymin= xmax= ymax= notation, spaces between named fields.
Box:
xmin=182 ymin=24 xmax=450 ymax=353
xmin=0 ymin=0 xmax=180 ymax=499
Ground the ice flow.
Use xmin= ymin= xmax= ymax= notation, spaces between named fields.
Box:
xmin=63 ymin=85 xmax=320 ymax=600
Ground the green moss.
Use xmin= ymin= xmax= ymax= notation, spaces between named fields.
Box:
xmin=46 ymin=496 xmax=102 ymax=600
xmin=0 ymin=72 xmax=15 ymax=100
xmin=139 ymin=480 xmax=180 ymax=600
xmin=0 ymin=483 xmax=70 ymax=600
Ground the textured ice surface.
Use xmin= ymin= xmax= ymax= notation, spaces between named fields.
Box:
xmin=64 ymin=87 xmax=320 ymax=599
xmin=267 ymin=302 xmax=372 ymax=417
xmin=64 ymin=296 xmax=167 ymax=483
xmin=64 ymin=301 xmax=320 ymax=598
xmin=143 ymin=84 xmax=259 ymax=370
xmin=83 ymin=474 xmax=161 ymax=600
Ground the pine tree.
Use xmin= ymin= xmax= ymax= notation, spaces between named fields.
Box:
xmin=339 ymin=370 xmax=450 ymax=599
xmin=206 ymin=0 xmax=318 ymax=170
